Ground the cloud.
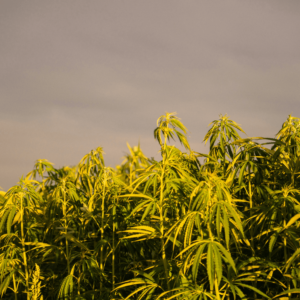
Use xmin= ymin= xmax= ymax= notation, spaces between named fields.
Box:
xmin=1 ymin=0 xmax=300 ymax=189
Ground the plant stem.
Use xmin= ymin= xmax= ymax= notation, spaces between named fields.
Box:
xmin=100 ymin=173 xmax=106 ymax=298
xmin=63 ymin=181 xmax=70 ymax=275
xmin=13 ymin=273 xmax=17 ymax=300
xmin=214 ymin=276 xmax=221 ymax=300
xmin=112 ymin=198 xmax=116 ymax=292
xmin=20 ymin=194 xmax=30 ymax=300
xmin=283 ymin=200 xmax=291 ymax=297
xmin=160 ymin=140 xmax=170 ymax=290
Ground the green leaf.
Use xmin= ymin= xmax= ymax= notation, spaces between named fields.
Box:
xmin=237 ymin=283 xmax=271 ymax=299
xmin=192 ymin=243 xmax=207 ymax=281
xmin=286 ymin=213 xmax=300 ymax=228
xmin=223 ymin=208 xmax=230 ymax=250
xmin=6 ymin=206 xmax=16 ymax=235
xmin=269 ymin=230 xmax=280 ymax=253
xmin=286 ymin=248 xmax=300 ymax=271
xmin=0 ymin=209 xmax=9 ymax=233
xmin=0 ymin=271 xmax=14 ymax=297
xmin=141 ymin=202 xmax=154 ymax=222
xmin=207 ymin=243 xmax=214 ymax=292
xmin=238 ymin=162 xmax=248 ymax=186
xmin=58 ymin=274 xmax=74 ymax=299
xmin=215 ymin=242 xmax=236 ymax=273
xmin=212 ymin=243 xmax=222 ymax=286
xmin=275 ymin=288 xmax=300 ymax=298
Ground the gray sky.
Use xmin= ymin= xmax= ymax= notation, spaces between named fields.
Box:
xmin=1 ymin=0 xmax=300 ymax=190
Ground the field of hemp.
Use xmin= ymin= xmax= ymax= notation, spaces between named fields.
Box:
xmin=1 ymin=112 xmax=300 ymax=299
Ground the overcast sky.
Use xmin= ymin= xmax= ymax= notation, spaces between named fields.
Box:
xmin=1 ymin=1 xmax=300 ymax=190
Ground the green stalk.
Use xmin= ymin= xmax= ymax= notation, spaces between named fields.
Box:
xmin=159 ymin=134 xmax=170 ymax=291
xmin=223 ymin=138 xmax=226 ymax=176
xmin=92 ymin=238 xmax=96 ymax=300
xmin=249 ymin=168 xmax=253 ymax=253
xmin=214 ymin=276 xmax=221 ymax=300
xmin=129 ymin=162 xmax=133 ymax=186
xmin=112 ymin=198 xmax=116 ymax=292
xmin=63 ymin=181 xmax=70 ymax=275
xmin=20 ymin=193 xmax=30 ymax=300
xmin=248 ymin=165 xmax=257 ymax=299
xmin=13 ymin=273 xmax=17 ymax=300
xmin=248 ymin=165 xmax=253 ymax=211
xmin=65 ymin=238 xmax=70 ymax=274
xmin=78 ymin=265 xmax=81 ymax=295
xmin=283 ymin=200 xmax=291 ymax=297
xmin=160 ymin=169 xmax=170 ymax=290
xmin=100 ymin=174 xmax=106 ymax=298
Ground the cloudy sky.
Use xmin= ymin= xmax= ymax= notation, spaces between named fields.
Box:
xmin=1 ymin=1 xmax=300 ymax=190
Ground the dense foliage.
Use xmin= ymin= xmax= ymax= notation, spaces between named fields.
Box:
xmin=1 ymin=112 xmax=300 ymax=299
